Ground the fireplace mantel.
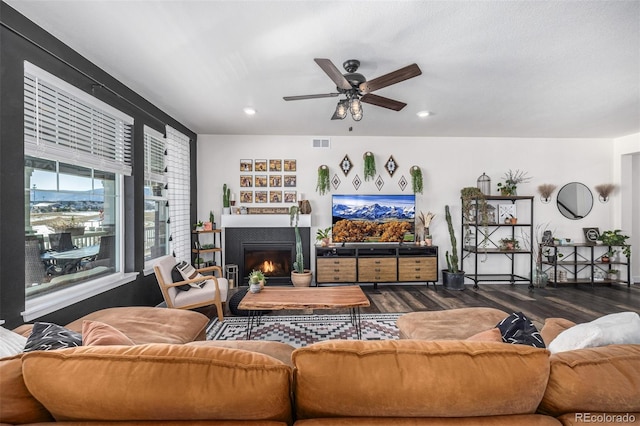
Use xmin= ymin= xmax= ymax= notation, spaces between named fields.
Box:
xmin=220 ymin=214 xmax=311 ymax=228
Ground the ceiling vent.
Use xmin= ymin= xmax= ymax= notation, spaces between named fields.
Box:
xmin=312 ymin=138 xmax=331 ymax=148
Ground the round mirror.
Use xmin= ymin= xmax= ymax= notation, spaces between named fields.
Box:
xmin=556 ymin=182 xmax=594 ymax=220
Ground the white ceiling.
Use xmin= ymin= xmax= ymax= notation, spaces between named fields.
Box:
xmin=6 ymin=0 xmax=640 ymax=138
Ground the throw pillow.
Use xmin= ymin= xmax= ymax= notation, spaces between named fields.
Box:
xmin=548 ymin=311 xmax=640 ymax=354
xmin=23 ymin=322 xmax=82 ymax=352
xmin=466 ymin=327 xmax=503 ymax=342
xmin=496 ymin=312 xmax=545 ymax=348
xmin=176 ymin=261 xmax=207 ymax=289
xmin=0 ymin=326 xmax=28 ymax=357
xmin=82 ymin=320 xmax=135 ymax=346
xmin=171 ymin=263 xmax=191 ymax=291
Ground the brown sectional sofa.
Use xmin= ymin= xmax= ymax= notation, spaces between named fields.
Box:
xmin=2 ymin=306 xmax=640 ymax=425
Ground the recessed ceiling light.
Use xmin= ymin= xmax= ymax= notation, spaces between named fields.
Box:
xmin=243 ymin=107 xmax=256 ymax=115
xmin=416 ymin=110 xmax=431 ymax=118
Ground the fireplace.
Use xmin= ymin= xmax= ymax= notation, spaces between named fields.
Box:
xmin=225 ymin=226 xmax=310 ymax=285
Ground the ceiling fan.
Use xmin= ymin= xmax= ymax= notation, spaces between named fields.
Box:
xmin=283 ymin=58 xmax=422 ymax=121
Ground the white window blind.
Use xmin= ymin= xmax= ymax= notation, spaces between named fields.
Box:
xmin=24 ymin=62 xmax=133 ymax=176
xmin=165 ymin=126 xmax=191 ymax=262
xmin=143 ymin=125 xmax=166 ymax=185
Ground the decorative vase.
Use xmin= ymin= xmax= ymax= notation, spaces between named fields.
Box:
xmin=299 ymin=200 xmax=312 ymax=214
xmin=223 ymin=207 xmax=231 ymax=215
xmin=442 ymin=270 xmax=465 ymax=290
xmin=533 ymin=267 xmax=548 ymax=288
xmin=249 ymin=283 xmax=261 ymax=293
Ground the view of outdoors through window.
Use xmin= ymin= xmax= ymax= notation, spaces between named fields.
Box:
xmin=25 ymin=156 xmax=118 ymax=299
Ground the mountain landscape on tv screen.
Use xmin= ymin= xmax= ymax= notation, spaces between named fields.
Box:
xmin=333 ymin=202 xmax=415 ymax=221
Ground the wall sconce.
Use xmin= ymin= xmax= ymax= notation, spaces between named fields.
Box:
xmin=594 ymin=183 xmax=616 ymax=203
xmin=537 ymin=183 xmax=557 ymax=204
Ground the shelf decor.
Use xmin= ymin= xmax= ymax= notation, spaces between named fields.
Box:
xmin=363 ymin=151 xmax=376 ymax=181
xmin=496 ymin=169 xmax=531 ymax=196
xmin=316 ymin=165 xmax=330 ymax=195
xmin=410 ymin=166 xmax=423 ymax=194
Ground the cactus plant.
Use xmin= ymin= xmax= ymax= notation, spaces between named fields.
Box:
xmin=222 ymin=184 xmax=230 ymax=208
xmin=445 ymin=205 xmax=459 ymax=273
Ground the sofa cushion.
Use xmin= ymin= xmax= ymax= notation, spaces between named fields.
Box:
xmin=82 ymin=320 xmax=134 ymax=346
xmin=497 ymin=312 xmax=545 ymax=348
xmin=466 ymin=327 xmax=503 ymax=342
xmin=23 ymin=322 xmax=82 ymax=352
xmin=22 ymin=344 xmax=293 ymax=423
xmin=292 ymin=339 xmax=550 ymax=420
xmin=0 ymin=354 xmax=53 ymax=424
xmin=539 ymin=344 xmax=640 ymax=417
xmin=187 ymin=340 xmax=296 ymax=367
xmin=63 ymin=306 xmax=210 ymax=344
xmin=540 ymin=318 xmax=576 ymax=346
xmin=396 ymin=307 xmax=509 ymax=340
xmin=548 ymin=312 xmax=640 ymax=354
xmin=0 ymin=326 xmax=27 ymax=357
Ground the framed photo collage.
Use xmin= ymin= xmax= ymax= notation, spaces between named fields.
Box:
xmin=239 ymin=159 xmax=297 ymax=204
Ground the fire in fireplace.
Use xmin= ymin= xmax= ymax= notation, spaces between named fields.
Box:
xmin=244 ymin=245 xmax=293 ymax=280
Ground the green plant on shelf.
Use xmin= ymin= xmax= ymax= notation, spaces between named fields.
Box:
xmin=499 ymin=238 xmax=520 ymax=251
xmin=597 ymin=229 xmax=631 ymax=259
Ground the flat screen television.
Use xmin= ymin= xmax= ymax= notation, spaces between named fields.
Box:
xmin=332 ymin=194 xmax=415 ymax=243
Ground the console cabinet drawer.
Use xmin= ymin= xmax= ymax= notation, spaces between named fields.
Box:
xmin=358 ymin=258 xmax=397 ymax=282
xmin=398 ymin=257 xmax=437 ymax=281
xmin=316 ymin=258 xmax=357 ymax=282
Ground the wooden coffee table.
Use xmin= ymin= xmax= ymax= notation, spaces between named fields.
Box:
xmin=238 ymin=285 xmax=370 ymax=339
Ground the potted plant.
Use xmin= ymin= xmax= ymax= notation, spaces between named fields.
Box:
xmin=194 ymin=257 xmax=204 ymax=268
xmin=50 ymin=216 xmax=85 ymax=236
xmin=597 ymin=229 xmax=631 ymax=259
xmin=410 ymin=166 xmax=423 ymax=194
xmin=363 ymin=152 xmax=376 ymax=181
xmin=222 ymin=184 xmax=231 ymax=214
xmin=496 ymin=169 xmax=531 ymax=196
xmin=204 ymin=210 xmax=215 ymax=230
xmin=316 ymin=227 xmax=332 ymax=247
xmin=607 ymin=269 xmax=620 ymax=281
xmin=194 ymin=220 xmax=204 ymax=231
xmin=442 ymin=205 xmax=465 ymax=290
xmin=290 ymin=205 xmax=313 ymax=287
xmin=248 ymin=269 xmax=266 ymax=292
xmin=499 ymin=237 xmax=520 ymax=251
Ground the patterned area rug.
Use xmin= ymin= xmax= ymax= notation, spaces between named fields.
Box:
xmin=206 ymin=313 xmax=401 ymax=347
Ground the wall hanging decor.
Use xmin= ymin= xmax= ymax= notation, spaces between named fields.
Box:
xmin=410 ymin=166 xmax=423 ymax=194
xmin=340 ymin=155 xmax=352 ymax=176
xmin=398 ymin=175 xmax=408 ymax=191
xmin=352 ymin=174 xmax=362 ymax=190
xmin=331 ymin=174 xmax=341 ymax=190
xmin=537 ymin=183 xmax=557 ymax=203
xmin=594 ymin=183 xmax=616 ymax=203
xmin=375 ymin=175 xmax=384 ymax=191
xmin=385 ymin=155 xmax=398 ymax=177
xmin=363 ymin=151 xmax=376 ymax=181
xmin=316 ymin=165 xmax=330 ymax=195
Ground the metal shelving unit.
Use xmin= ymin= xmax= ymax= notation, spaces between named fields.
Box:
xmin=461 ymin=195 xmax=534 ymax=289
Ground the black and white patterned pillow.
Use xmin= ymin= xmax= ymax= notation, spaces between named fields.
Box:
xmin=23 ymin=322 xmax=82 ymax=352
xmin=496 ymin=312 xmax=545 ymax=348
xmin=176 ymin=261 xmax=206 ymax=289
xmin=171 ymin=263 xmax=191 ymax=291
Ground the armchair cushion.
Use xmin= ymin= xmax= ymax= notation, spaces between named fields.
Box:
xmin=171 ymin=263 xmax=191 ymax=291
xmin=176 ymin=261 xmax=206 ymax=288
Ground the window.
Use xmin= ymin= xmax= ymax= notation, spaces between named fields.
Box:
xmin=143 ymin=126 xmax=169 ymax=263
xmin=23 ymin=62 xmax=134 ymax=317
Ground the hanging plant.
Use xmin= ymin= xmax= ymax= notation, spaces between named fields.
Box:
xmin=363 ymin=152 xmax=376 ymax=181
xmin=410 ymin=166 xmax=423 ymax=194
xmin=316 ymin=165 xmax=330 ymax=195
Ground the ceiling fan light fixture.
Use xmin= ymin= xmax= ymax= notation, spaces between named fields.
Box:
xmin=335 ymin=100 xmax=348 ymax=119
xmin=352 ymin=110 xmax=363 ymax=121
xmin=349 ymin=97 xmax=362 ymax=115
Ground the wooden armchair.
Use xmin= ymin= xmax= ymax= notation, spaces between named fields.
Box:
xmin=153 ymin=255 xmax=228 ymax=321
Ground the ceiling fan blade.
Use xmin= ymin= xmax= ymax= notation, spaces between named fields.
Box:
xmin=283 ymin=93 xmax=339 ymax=101
xmin=314 ymin=58 xmax=352 ymax=91
xmin=360 ymin=93 xmax=407 ymax=111
xmin=359 ymin=63 xmax=422 ymax=94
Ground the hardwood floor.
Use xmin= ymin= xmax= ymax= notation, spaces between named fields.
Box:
xmin=360 ymin=282 xmax=640 ymax=328
xmin=213 ymin=282 xmax=639 ymax=329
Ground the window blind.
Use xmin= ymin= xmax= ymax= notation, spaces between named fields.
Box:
xmin=24 ymin=62 xmax=133 ymax=176
xmin=165 ymin=126 xmax=191 ymax=262
xmin=143 ymin=125 xmax=166 ymax=185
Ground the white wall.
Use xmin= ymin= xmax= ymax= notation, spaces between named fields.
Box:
xmin=614 ymin=132 xmax=640 ymax=281
xmin=197 ymin=135 xmax=617 ymax=279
